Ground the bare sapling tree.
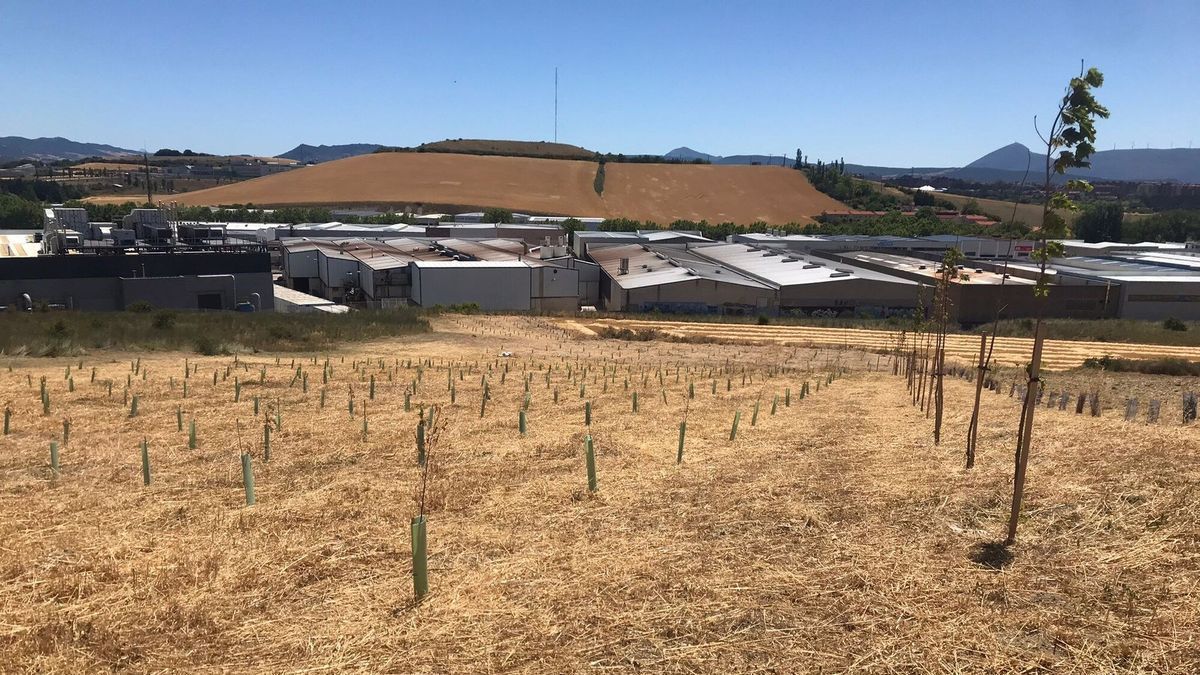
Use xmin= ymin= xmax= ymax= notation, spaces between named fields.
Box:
xmin=1007 ymin=62 xmax=1108 ymax=546
xmin=966 ymin=240 xmax=1014 ymax=469
xmin=412 ymin=404 xmax=447 ymax=600
xmin=931 ymin=247 xmax=966 ymax=445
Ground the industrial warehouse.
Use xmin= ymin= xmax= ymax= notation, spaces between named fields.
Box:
xmin=0 ymin=206 xmax=1197 ymax=322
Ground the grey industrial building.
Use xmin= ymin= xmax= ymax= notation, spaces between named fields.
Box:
xmin=583 ymin=235 xmax=1200 ymax=322
xmin=1004 ymin=255 xmax=1200 ymax=321
xmin=817 ymin=250 xmax=1114 ymax=323
xmin=11 ymin=205 xmax=1197 ymax=321
xmin=279 ymin=237 xmax=597 ymax=311
xmin=591 ymin=243 xmax=777 ymax=313
xmin=590 ymin=242 xmax=919 ymax=316
xmin=0 ymin=250 xmax=274 ymax=311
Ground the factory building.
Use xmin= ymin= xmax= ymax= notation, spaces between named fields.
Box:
xmin=817 ymin=250 xmax=1114 ymax=323
xmin=1004 ymin=255 xmax=1200 ymax=321
xmin=572 ymin=229 xmax=711 ymax=257
xmin=590 ymin=243 xmax=776 ymax=314
xmin=684 ymin=243 xmax=919 ymax=315
xmin=410 ymin=260 xmax=578 ymax=312
xmin=589 ymin=242 xmax=920 ymax=316
xmin=733 ymin=233 xmax=1038 ymax=259
xmin=278 ymin=237 xmax=593 ymax=310
xmin=0 ymin=251 xmax=274 ymax=311
xmin=0 ymin=207 xmax=276 ymax=312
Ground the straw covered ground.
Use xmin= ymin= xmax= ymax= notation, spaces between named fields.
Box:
xmin=1 ymin=315 xmax=1198 ymax=672
xmin=561 ymin=317 xmax=1200 ymax=372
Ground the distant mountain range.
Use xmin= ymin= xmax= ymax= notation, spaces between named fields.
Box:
xmin=6 ymin=135 xmax=1200 ymax=184
xmin=848 ymin=142 xmax=1200 ymax=184
xmin=665 ymin=147 xmax=794 ymax=167
xmin=276 ymin=143 xmax=383 ymax=163
xmin=0 ymin=136 xmax=137 ymax=162
xmin=673 ymin=142 xmax=1200 ymax=184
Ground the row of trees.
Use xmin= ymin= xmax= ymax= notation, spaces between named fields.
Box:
xmin=586 ymin=210 xmax=1007 ymax=242
xmin=1074 ymin=203 xmax=1200 ymax=243
xmin=0 ymin=178 xmax=85 ymax=203
xmin=803 ymin=161 xmax=908 ymax=211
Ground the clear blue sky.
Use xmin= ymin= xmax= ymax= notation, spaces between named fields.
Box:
xmin=2 ymin=1 xmax=1196 ymax=166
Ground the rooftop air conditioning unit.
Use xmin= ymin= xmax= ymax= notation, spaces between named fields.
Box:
xmin=802 ymin=264 xmax=821 ymax=269
xmin=829 ymin=271 xmax=851 ymax=278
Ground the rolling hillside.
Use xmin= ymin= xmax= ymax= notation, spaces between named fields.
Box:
xmin=164 ymin=152 xmax=842 ymax=224
xmin=604 ymin=163 xmax=843 ymax=224
xmin=276 ymin=143 xmax=382 ymax=163
xmin=0 ymin=136 xmax=136 ymax=162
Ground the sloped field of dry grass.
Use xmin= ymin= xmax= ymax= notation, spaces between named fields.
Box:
xmin=1 ymin=316 xmax=1197 ymax=672
xmin=601 ymin=163 xmax=844 ymax=225
xmin=154 ymin=153 xmax=841 ymax=224
xmin=563 ymin=318 xmax=1200 ymax=372
xmin=166 ymin=152 xmax=607 ymax=215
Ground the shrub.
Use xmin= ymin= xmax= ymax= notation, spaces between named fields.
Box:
xmin=193 ymin=335 xmax=227 ymax=356
xmin=1163 ymin=317 xmax=1188 ymax=332
xmin=757 ymin=315 xmax=770 ymax=325
xmin=1083 ymin=355 xmax=1200 ymax=376
xmin=152 ymin=311 xmax=177 ymax=330
xmin=126 ymin=301 xmax=154 ymax=313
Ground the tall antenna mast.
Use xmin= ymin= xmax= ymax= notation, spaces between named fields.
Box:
xmin=554 ymin=67 xmax=558 ymax=143
xmin=143 ymin=149 xmax=153 ymax=205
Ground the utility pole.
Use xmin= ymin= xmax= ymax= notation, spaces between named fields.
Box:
xmin=554 ymin=67 xmax=558 ymax=143
xmin=143 ymin=150 xmax=153 ymax=205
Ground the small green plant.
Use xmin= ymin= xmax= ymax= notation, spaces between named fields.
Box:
xmin=1163 ymin=317 xmax=1188 ymax=332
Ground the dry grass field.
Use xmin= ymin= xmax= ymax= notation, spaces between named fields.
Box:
xmin=168 ymin=152 xmax=607 ymax=214
xmin=562 ymin=318 xmax=1200 ymax=372
xmin=1 ymin=315 xmax=1198 ymax=672
xmin=603 ymin=164 xmax=843 ymax=225
xmin=158 ymin=153 xmax=842 ymax=224
xmin=933 ymin=192 xmax=1078 ymax=230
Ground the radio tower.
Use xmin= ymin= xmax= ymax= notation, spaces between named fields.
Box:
xmin=554 ymin=67 xmax=559 ymax=143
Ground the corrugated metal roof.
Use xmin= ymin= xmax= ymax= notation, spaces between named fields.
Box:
xmin=412 ymin=260 xmax=530 ymax=269
xmin=839 ymin=251 xmax=1033 ymax=286
xmin=687 ymin=243 xmax=915 ymax=288
xmin=590 ymin=244 xmax=770 ymax=290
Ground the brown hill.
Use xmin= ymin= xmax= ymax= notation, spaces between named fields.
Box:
xmin=168 ymin=152 xmax=605 ymax=214
xmin=162 ymin=152 xmax=843 ymax=224
xmin=604 ymin=163 xmax=844 ymax=225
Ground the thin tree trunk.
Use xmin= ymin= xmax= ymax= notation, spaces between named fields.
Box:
xmin=933 ymin=327 xmax=946 ymax=444
xmin=965 ymin=333 xmax=987 ymax=468
xmin=1006 ymin=324 xmax=1044 ymax=545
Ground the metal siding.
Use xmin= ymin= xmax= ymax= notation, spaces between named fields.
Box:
xmin=412 ymin=265 xmax=532 ymax=311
